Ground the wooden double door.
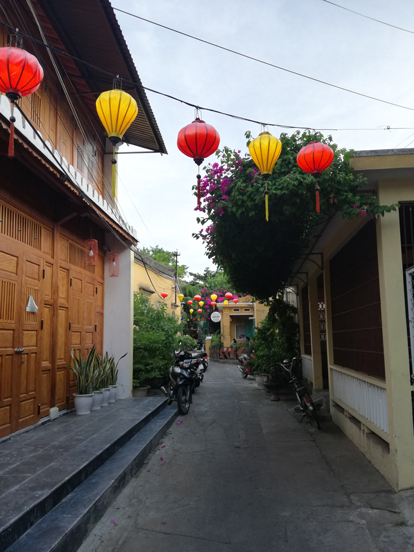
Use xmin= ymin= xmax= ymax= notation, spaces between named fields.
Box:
xmin=0 ymin=236 xmax=104 ymax=438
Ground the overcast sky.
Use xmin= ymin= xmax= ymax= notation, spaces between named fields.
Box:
xmin=115 ymin=0 xmax=414 ymax=274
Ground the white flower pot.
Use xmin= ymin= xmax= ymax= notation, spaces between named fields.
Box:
xmin=255 ymin=375 xmax=266 ymax=390
xmin=91 ymin=391 xmax=104 ymax=411
xmin=109 ymin=385 xmax=117 ymax=404
xmin=74 ymin=394 xmax=93 ymax=415
xmin=101 ymin=388 xmax=110 ymax=407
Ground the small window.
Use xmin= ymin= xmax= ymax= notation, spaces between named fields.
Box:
xmin=235 ymin=324 xmax=245 ymax=339
xmin=243 ymin=308 xmax=251 ymax=312
xmin=233 ymin=308 xmax=240 ymax=312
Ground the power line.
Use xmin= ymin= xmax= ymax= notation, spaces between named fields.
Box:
xmin=322 ymin=0 xmax=414 ymax=35
xmin=1 ymin=19 xmax=414 ymax=134
xmin=103 ymin=4 xmax=414 ymax=113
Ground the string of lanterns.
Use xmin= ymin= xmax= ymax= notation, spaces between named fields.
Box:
xmin=177 ymin=117 xmax=334 ymax=218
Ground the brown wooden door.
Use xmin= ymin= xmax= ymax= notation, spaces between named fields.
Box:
xmin=68 ymin=269 xmax=84 ymax=406
xmin=0 ymin=242 xmax=20 ymax=438
xmin=55 ymin=265 xmax=70 ymax=410
xmin=0 ymin=243 xmax=44 ymax=437
xmin=16 ymin=251 xmax=44 ymax=431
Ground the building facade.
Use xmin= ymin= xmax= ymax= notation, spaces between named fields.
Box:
xmin=292 ymin=149 xmax=414 ymax=490
xmin=0 ymin=0 xmax=166 ymax=438
xmin=133 ymin=253 xmax=182 ymax=320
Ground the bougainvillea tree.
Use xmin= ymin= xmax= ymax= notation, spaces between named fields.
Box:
xmin=194 ymin=130 xmax=397 ymax=301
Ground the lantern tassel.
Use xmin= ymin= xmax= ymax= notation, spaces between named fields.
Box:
xmin=111 ymin=145 xmax=117 ymax=202
xmin=315 ymin=180 xmax=320 ymax=214
xmin=8 ymin=105 xmax=15 ymax=158
xmin=197 ymin=173 xmax=201 ymax=208
xmin=8 ymin=121 xmax=14 ymax=157
xmin=265 ymin=184 xmax=269 ymax=222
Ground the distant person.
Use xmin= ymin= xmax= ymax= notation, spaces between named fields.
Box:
xmin=245 ymin=336 xmax=251 ymax=348
xmin=231 ymin=338 xmax=237 ymax=347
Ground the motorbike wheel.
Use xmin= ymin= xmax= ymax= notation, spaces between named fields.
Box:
xmin=242 ymin=368 xmax=248 ymax=379
xmin=177 ymin=386 xmax=191 ymax=415
xmin=302 ymin=395 xmax=321 ymax=430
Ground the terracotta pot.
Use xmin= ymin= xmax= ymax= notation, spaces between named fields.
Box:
xmin=132 ymin=385 xmax=150 ymax=398
xmin=91 ymin=390 xmax=104 ymax=411
xmin=74 ymin=393 xmax=93 ymax=415
xmin=255 ymin=375 xmax=266 ymax=390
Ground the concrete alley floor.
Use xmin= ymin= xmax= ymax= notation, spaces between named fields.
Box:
xmin=78 ymin=362 xmax=414 ymax=552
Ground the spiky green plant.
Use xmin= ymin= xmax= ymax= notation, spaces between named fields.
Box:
xmin=66 ymin=346 xmax=97 ymax=395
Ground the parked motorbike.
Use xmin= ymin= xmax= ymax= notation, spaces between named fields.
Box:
xmin=238 ymin=352 xmax=253 ymax=378
xmin=161 ymin=352 xmax=202 ymax=414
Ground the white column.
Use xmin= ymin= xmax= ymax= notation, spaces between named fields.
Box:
xmin=103 ymin=232 xmax=133 ymax=399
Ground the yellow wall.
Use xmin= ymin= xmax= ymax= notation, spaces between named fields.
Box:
xmin=219 ymin=296 xmax=269 ymax=347
xmin=133 ymin=260 xmax=181 ymax=321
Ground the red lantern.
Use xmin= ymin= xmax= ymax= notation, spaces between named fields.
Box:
xmin=85 ymin=239 xmax=98 ymax=267
xmin=161 ymin=292 xmax=169 ymax=299
xmin=211 ymin=301 xmax=217 ymax=307
xmin=198 ymin=309 xmax=202 ymax=313
xmin=194 ymin=294 xmax=202 ymax=301
xmin=225 ymin=292 xmax=233 ymax=300
xmin=297 ymin=141 xmax=334 ymax=213
xmin=233 ymin=298 xmax=239 ymax=304
xmin=108 ymin=254 xmax=119 ymax=277
xmin=0 ymin=47 xmax=44 ymax=157
xmin=177 ymin=117 xmax=220 ymax=207
xmin=187 ymin=300 xmax=193 ymax=305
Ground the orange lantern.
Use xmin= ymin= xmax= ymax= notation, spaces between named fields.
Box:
xmin=225 ymin=292 xmax=233 ymax=300
xmin=187 ymin=300 xmax=193 ymax=305
xmin=161 ymin=292 xmax=168 ymax=299
xmin=211 ymin=301 xmax=217 ymax=307
xmin=198 ymin=309 xmax=202 ymax=313
xmin=233 ymin=298 xmax=239 ymax=304
xmin=194 ymin=294 xmax=201 ymax=301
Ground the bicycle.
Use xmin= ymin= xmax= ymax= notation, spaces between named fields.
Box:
xmin=275 ymin=357 xmax=321 ymax=429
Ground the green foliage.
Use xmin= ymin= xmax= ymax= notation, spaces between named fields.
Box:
xmin=141 ymin=245 xmax=188 ymax=278
xmin=250 ymin=299 xmax=299 ymax=374
xmin=133 ymin=292 xmax=181 ymax=385
xmin=194 ymin=130 xmax=398 ymax=300
xmin=177 ymin=334 xmax=197 ymax=350
xmin=210 ymin=331 xmax=223 ymax=348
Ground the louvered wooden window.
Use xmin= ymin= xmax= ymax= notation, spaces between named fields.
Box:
xmin=31 ymin=92 xmax=41 ymax=127
xmin=68 ymin=242 xmax=95 ymax=274
xmin=0 ymin=202 xmax=41 ymax=250
xmin=0 ymin=278 xmax=16 ymax=322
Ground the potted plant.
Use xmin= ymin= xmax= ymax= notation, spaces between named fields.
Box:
xmin=66 ymin=347 xmax=96 ymax=415
xmin=91 ymin=355 xmax=104 ymax=411
xmin=108 ymin=352 xmax=127 ymax=403
xmin=97 ymin=355 xmax=111 ymax=407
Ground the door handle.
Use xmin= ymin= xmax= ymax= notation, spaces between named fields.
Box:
xmin=15 ymin=348 xmax=25 ymax=354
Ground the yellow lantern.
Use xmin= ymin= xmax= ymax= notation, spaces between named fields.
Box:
xmin=224 ymin=300 xmax=228 ymax=306
xmin=178 ymin=293 xmax=184 ymax=302
xmin=211 ymin=294 xmax=217 ymax=301
xmin=190 ymin=309 xmax=193 ymax=313
xmin=96 ymin=89 xmax=138 ymax=199
xmin=248 ymin=131 xmax=282 ymax=222
xmin=199 ymin=301 xmax=204 ymax=307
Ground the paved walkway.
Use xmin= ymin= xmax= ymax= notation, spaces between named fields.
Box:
xmin=78 ymin=362 xmax=414 ymax=552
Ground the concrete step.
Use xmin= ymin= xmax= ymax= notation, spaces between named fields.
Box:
xmin=0 ymin=398 xmax=176 ymax=552
xmin=5 ymin=406 xmax=177 ymax=552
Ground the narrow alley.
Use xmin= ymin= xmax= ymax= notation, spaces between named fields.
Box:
xmin=78 ymin=362 xmax=414 ymax=552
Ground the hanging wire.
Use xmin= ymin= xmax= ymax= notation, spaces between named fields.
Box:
xmin=1 ymin=20 xmax=414 ymax=130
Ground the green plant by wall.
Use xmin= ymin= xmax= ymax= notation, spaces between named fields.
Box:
xmin=133 ymin=292 xmax=182 ymax=386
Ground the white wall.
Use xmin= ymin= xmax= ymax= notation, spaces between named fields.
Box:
xmin=103 ymin=232 xmax=133 ymax=398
